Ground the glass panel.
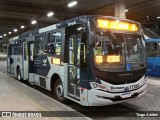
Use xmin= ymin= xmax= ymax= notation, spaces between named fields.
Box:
xmin=94 ymin=32 xmax=145 ymax=72
xmin=48 ymin=31 xmax=62 ymax=55
xmin=24 ymin=43 xmax=28 ymax=61
xmin=68 ymin=66 xmax=76 ymax=95
xmin=124 ymin=34 xmax=144 ymax=62
xmin=77 ymin=36 xmax=81 ymax=66
xmin=146 ymin=43 xmax=157 ymax=57
xmin=69 ymin=38 xmax=74 ymax=64
xmin=37 ymin=44 xmax=47 ymax=55
xmin=39 ymin=35 xmax=47 ymax=44
xmin=30 ymin=43 xmax=34 ymax=61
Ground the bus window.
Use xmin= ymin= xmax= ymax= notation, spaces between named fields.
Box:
xmin=37 ymin=44 xmax=47 ymax=55
xmin=35 ymin=35 xmax=47 ymax=55
xmin=30 ymin=43 xmax=34 ymax=61
xmin=48 ymin=31 xmax=62 ymax=55
xmin=146 ymin=43 xmax=157 ymax=57
xmin=69 ymin=37 xmax=74 ymax=64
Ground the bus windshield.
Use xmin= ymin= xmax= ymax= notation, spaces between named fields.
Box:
xmin=93 ymin=31 xmax=145 ymax=72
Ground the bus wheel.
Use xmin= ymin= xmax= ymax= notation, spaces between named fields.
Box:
xmin=17 ymin=68 xmax=22 ymax=81
xmin=54 ymin=78 xmax=67 ymax=103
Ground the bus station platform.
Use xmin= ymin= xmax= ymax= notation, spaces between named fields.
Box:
xmin=0 ymin=60 xmax=160 ymax=120
xmin=0 ymin=66 xmax=90 ymax=119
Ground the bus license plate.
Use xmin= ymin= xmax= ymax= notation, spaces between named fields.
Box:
xmin=122 ymin=93 xmax=131 ymax=98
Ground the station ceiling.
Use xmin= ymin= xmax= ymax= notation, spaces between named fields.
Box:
xmin=0 ymin=0 xmax=160 ymax=38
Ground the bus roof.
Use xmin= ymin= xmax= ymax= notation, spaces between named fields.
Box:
xmin=9 ymin=36 xmax=19 ymax=42
xmin=9 ymin=15 xmax=141 ymax=40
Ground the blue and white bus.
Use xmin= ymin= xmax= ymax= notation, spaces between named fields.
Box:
xmin=7 ymin=15 xmax=147 ymax=106
xmin=145 ymin=38 xmax=160 ymax=77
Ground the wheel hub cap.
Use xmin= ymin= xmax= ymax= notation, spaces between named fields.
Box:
xmin=57 ymin=85 xmax=63 ymax=97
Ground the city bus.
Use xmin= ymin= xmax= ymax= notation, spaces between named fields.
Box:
xmin=7 ymin=15 xmax=147 ymax=106
xmin=145 ymin=38 xmax=160 ymax=77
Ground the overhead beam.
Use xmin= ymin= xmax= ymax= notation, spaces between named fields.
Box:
xmin=0 ymin=17 xmax=55 ymax=25
xmin=89 ymin=3 xmax=114 ymax=13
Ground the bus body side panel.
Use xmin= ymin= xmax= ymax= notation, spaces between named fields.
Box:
xmin=45 ymin=57 xmax=65 ymax=91
xmin=147 ymin=57 xmax=160 ymax=77
xmin=31 ymin=56 xmax=65 ymax=91
xmin=45 ymin=59 xmax=89 ymax=106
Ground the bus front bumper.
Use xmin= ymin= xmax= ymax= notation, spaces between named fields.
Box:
xmin=87 ymin=82 xmax=147 ymax=106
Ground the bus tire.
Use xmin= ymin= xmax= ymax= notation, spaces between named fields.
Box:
xmin=17 ymin=68 xmax=22 ymax=81
xmin=54 ymin=78 xmax=67 ymax=103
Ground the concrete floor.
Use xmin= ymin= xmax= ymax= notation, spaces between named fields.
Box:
xmin=0 ymin=60 xmax=160 ymax=120
xmin=0 ymin=61 xmax=91 ymax=120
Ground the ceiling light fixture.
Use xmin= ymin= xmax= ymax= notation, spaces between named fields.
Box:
xmin=31 ymin=20 xmax=37 ymax=25
xmin=14 ymin=29 xmax=18 ymax=32
xmin=21 ymin=25 xmax=25 ymax=29
xmin=125 ymin=9 xmax=128 ymax=12
xmin=77 ymin=27 xmax=82 ymax=31
xmin=47 ymin=12 xmax=54 ymax=17
xmin=4 ymin=34 xmax=6 ymax=36
xmin=116 ymin=19 xmax=120 ymax=22
xmin=157 ymin=16 xmax=160 ymax=19
xmin=8 ymin=32 xmax=12 ymax=34
xmin=0 ymin=36 xmax=3 ymax=38
xmin=68 ymin=0 xmax=77 ymax=8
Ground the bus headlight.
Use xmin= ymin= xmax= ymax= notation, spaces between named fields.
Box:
xmin=90 ymin=82 xmax=106 ymax=90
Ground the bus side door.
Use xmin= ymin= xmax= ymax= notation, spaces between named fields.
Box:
xmin=23 ymin=42 xmax=29 ymax=80
xmin=23 ymin=40 xmax=34 ymax=81
xmin=7 ymin=45 xmax=14 ymax=73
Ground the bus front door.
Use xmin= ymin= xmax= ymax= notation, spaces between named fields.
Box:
xmin=68 ymin=35 xmax=82 ymax=99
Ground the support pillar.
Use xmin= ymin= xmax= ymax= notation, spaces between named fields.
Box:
xmin=115 ymin=0 xmax=126 ymax=18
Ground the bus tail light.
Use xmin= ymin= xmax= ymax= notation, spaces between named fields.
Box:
xmin=90 ymin=82 xmax=106 ymax=90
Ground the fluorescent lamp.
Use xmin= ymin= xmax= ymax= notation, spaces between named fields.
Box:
xmin=8 ymin=32 xmax=12 ymax=34
xmin=21 ymin=25 xmax=25 ymax=29
xmin=125 ymin=9 xmax=128 ymax=12
xmin=116 ymin=20 xmax=120 ymax=22
xmin=31 ymin=20 xmax=37 ymax=25
xmin=77 ymin=27 xmax=82 ymax=31
xmin=47 ymin=12 xmax=54 ymax=17
xmin=4 ymin=34 xmax=6 ymax=36
xmin=68 ymin=0 xmax=77 ymax=8
xmin=14 ymin=29 xmax=18 ymax=32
